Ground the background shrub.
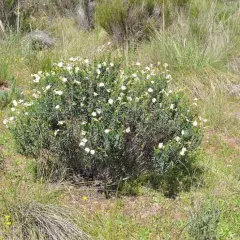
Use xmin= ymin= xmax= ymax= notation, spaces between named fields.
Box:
xmin=96 ymin=0 xmax=161 ymax=44
xmin=6 ymin=58 xmax=204 ymax=190
xmin=96 ymin=0 xmax=191 ymax=45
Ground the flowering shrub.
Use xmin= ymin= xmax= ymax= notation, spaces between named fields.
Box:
xmin=4 ymin=58 xmax=206 ymax=187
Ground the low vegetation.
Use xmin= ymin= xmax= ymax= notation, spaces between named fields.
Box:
xmin=0 ymin=0 xmax=239 ymax=239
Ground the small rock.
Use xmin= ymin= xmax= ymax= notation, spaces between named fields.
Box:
xmin=23 ymin=31 xmax=54 ymax=50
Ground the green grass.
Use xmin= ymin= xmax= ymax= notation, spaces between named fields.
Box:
xmin=0 ymin=0 xmax=240 ymax=239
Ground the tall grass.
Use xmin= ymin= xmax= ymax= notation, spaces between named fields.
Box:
xmin=130 ymin=0 xmax=240 ymax=136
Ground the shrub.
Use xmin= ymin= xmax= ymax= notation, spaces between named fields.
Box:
xmin=0 ymin=0 xmax=80 ymax=32
xmin=5 ymin=58 xmax=205 ymax=188
xmin=96 ymin=0 xmax=162 ymax=44
xmin=96 ymin=0 xmax=191 ymax=44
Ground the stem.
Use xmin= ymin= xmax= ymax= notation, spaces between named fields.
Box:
xmin=17 ymin=0 xmax=20 ymax=33
xmin=162 ymin=0 xmax=165 ymax=33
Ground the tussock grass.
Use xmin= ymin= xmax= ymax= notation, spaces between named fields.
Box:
xmin=0 ymin=202 xmax=91 ymax=240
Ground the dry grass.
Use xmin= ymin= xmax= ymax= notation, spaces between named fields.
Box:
xmin=0 ymin=202 xmax=91 ymax=240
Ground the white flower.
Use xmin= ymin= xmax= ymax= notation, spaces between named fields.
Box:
xmin=13 ymin=100 xmax=18 ymax=107
xmin=118 ymin=97 xmax=122 ymax=101
xmin=32 ymin=93 xmax=39 ymax=99
xmin=92 ymin=112 xmax=97 ymax=117
xmin=54 ymin=129 xmax=60 ymax=136
xmin=32 ymin=74 xmax=40 ymax=83
xmin=90 ymin=150 xmax=95 ymax=155
xmin=158 ymin=143 xmax=164 ymax=149
xmin=104 ymin=129 xmax=110 ymax=134
xmin=180 ymin=147 xmax=187 ymax=156
xmin=163 ymin=63 xmax=168 ymax=68
xmin=108 ymin=99 xmax=114 ymax=105
xmin=135 ymin=97 xmax=140 ymax=102
xmin=194 ymin=98 xmax=198 ymax=101
xmin=193 ymin=121 xmax=198 ymax=126
xmin=99 ymin=82 xmax=105 ymax=87
xmin=96 ymin=109 xmax=102 ymax=114
xmin=81 ymin=131 xmax=86 ymax=136
xmin=58 ymin=62 xmax=63 ymax=67
xmin=170 ymin=104 xmax=174 ymax=110
xmin=58 ymin=121 xmax=65 ymax=125
xmin=85 ymin=147 xmax=90 ymax=153
xmin=181 ymin=130 xmax=185 ymax=135
xmin=98 ymin=64 xmax=102 ymax=68
xmin=175 ymin=136 xmax=180 ymax=142
xmin=54 ymin=90 xmax=63 ymax=96
xmin=11 ymin=107 xmax=15 ymax=112
xmin=82 ymin=138 xmax=88 ymax=143
xmin=136 ymin=62 xmax=141 ymax=66
xmin=81 ymin=121 xmax=87 ymax=125
xmin=19 ymin=99 xmax=24 ymax=103
xmin=74 ymin=80 xmax=80 ymax=85
xmin=55 ymin=105 xmax=60 ymax=109
xmin=61 ymin=77 xmax=68 ymax=83
xmin=96 ymin=69 xmax=101 ymax=75
xmin=110 ymin=62 xmax=114 ymax=67
xmin=24 ymin=102 xmax=33 ymax=107
xmin=148 ymin=88 xmax=153 ymax=93
xmin=125 ymin=127 xmax=131 ymax=133
xmin=152 ymin=98 xmax=156 ymax=103
xmin=166 ymin=74 xmax=172 ymax=80
xmin=66 ymin=66 xmax=72 ymax=72
xmin=84 ymin=59 xmax=89 ymax=64
xmin=132 ymin=73 xmax=137 ymax=78
xmin=46 ymin=85 xmax=51 ymax=90
xmin=151 ymin=81 xmax=155 ymax=84
xmin=121 ymin=86 xmax=127 ymax=90
xmin=79 ymin=142 xmax=86 ymax=147
xmin=3 ymin=119 xmax=8 ymax=125
xmin=94 ymin=92 xmax=98 ymax=96
xmin=75 ymin=67 xmax=80 ymax=73
xmin=127 ymin=96 xmax=132 ymax=101
xmin=25 ymin=112 xmax=28 ymax=115
xmin=203 ymin=119 xmax=207 ymax=123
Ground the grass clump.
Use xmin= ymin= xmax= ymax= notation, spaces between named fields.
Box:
xmin=188 ymin=199 xmax=220 ymax=240
xmin=0 ymin=61 xmax=20 ymax=109
xmin=96 ymin=0 xmax=162 ymax=44
xmin=5 ymin=58 xmax=204 ymax=196
xmin=0 ymin=202 xmax=91 ymax=240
